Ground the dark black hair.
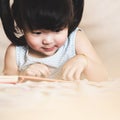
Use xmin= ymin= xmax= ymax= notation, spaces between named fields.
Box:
xmin=0 ymin=0 xmax=84 ymax=45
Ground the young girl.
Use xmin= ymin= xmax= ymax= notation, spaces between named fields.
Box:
xmin=0 ymin=0 xmax=108 ymax=81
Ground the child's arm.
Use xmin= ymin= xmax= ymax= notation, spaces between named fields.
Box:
xmin=3 ymin=44 xmax=19 ymax=75
xmin=62 ymin=29 xmax=108 ymax=82
xmin=75 ymin=29 xmax=108 ymax=81
xmin=3 ymin=44 xmax=50 ymax=77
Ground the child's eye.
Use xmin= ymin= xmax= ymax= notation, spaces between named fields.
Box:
xmin=55 ymin=29 xmax=61 ymax=32
xmin=32 ymin=31 xmax=41 ymax=35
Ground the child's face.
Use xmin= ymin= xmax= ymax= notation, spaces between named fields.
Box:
xmin=24 ymin=28 xmax=68 ymax=57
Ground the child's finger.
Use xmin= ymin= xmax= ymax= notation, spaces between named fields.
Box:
xmin=74 ymin=69 xmax=82 ymax=80
xmin=62 ymin=66 xmax=74 ymax=81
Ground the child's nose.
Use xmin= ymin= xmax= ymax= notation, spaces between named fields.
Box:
xmin=42 ymin=35 xmax=54 ymax=45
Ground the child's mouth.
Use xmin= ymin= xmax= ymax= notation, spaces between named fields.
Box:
xmin=42 ymin=46 xmax=56 ymax=52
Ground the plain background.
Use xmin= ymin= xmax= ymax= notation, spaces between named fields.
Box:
xmin=0 ymin=0 xmax=120 ymax=78
xmin=81 ymin=0 xmax=120 ymax=78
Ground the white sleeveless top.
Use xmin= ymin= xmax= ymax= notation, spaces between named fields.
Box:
xmin=16 ymin=28 xmax=79 ymax=78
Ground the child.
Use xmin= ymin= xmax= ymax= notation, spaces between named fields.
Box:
xmin=0 ymin=0 xmax=108 ymax=81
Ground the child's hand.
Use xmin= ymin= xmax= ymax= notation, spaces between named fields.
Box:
xmin=20 ymin=63 xmax=50 ymax=77
xmin=61 ymin=55 xmax=87 ymax=81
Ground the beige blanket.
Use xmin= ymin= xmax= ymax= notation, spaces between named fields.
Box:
xmin=0 ymin=79 xmax=120 ymax=120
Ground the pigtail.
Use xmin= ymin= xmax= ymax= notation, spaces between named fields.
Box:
xmin=0 ymin=0 xmax=26 ymax=45
xmin=69 ymin=0 xmax=84 ymax=34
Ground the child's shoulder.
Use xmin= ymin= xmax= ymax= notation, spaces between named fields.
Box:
xmin=73 ymin=27 xmax=86 ymax=37
xmin=75 ymin=27 xmax=92 ymax=54
xmin=6 ymin=44 xmax=16 ymax=53
xmin=6 ymin=44 xmax=27 ymax=56
xmin=5 ymin=44 xmax=16 ymax=63
xmin=69 ymin=27 xmax=83 ymax=39
xmin=6 ymin=44 xmax=24 ymax=51
xmin=76 ymin=27 xmax=88 ymax=40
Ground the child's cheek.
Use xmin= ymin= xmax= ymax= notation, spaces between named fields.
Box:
xmin=57 ymin=39 xmax=67 ymax=47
